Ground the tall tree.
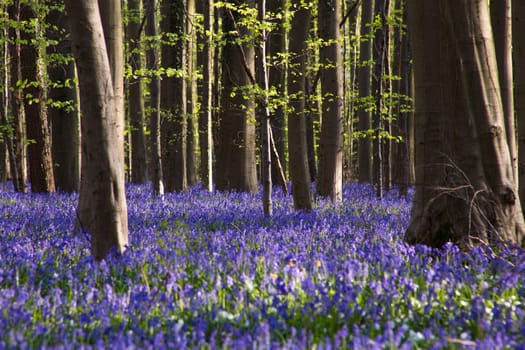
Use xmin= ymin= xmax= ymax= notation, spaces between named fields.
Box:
xmin=491 ymin=0 xmax=516 ymax=184
xmin=216 ymin=0 xmax=258 ymax=193
xmin=267 ymin=0 xmax=287 ymax=184
xmin=145 ymin=0 xmax=164 ymax=195
xmin=316 ymin=0 xmax=344 ymax=202
xmin=20 ymin=2 xmax=55 ymax=193
xmin=67 ymin=0 xmax=129 ymax=259
xmin=196 ymin=0 xmax=213 ymax=191
xmin=8 ymin=1 xmax=27 ymax=193
xmin=405 ymin=0 xmax=525 ymax=248
xmin=288 ymin=1 xmax=313 ymax=210
xmin=161 ymin=0 xmax=187 ymax=192
xmin=47 ymin=8 xmax=80 ymax=192
xmin=127 ymin=0 xmax=148 ymax=183
xmin=514 ymin=0 xmax=525 ymax=209
xmin=357 ymin=0 xmax=373 ymax=184
xmin=258 ymin=0 xmax=272 ymax=215
xmin=186 ymin=0 xmax=198 ymax=186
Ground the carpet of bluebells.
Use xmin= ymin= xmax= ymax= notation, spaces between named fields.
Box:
xmin=1 ymin=183 xmax=524 ymax=349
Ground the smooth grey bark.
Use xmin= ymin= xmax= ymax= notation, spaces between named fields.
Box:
xmin=186 ymin=0 xmax=198 ymax=187
xmin=288 ymin=2 xmax=313 ymax=210
xmin=406 ymin=0 xmax=525 ymax=248
xmin=196 ymin=0 xmax=214 ymax=191
xmin=514 ymin=0 xmax=525 ymax=209
xmin=47 ymin=9 xmax=80 ymax=192
xmin=127 ymin=0 xmax=148 ymax=184
xmin=357 ymin=0 xmax=373 ymax=184
xmin=145 ymin=0 xmax=164 ymax=195
xmin=66 ymin=0 xmax=129 ymax=260
xmin=316 ymin=0 xmax=344 ymax=202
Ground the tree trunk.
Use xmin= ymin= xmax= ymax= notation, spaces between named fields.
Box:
xmin=514 ymin=0 xmax=525 ymax=211
xmin=406 ymin=0 xmax=525 ymax=248
xmin=8 ymin=1 xmax=27 ymax=193
xmin=491 ymin=0 xmax=516 ymax=185
xmin=66 ymin=0 xmax=129 ymax=260
xmin=357 ymin=0 xmax=373 ymax=184
xmin=288 ymin=2 xmax=313 ymax=210
xmin=20 ymin=3 xmax=55 ymax=194
xmin=161 ymin=0 xmax=187 ymax=192
xmin=47 ymin=9 xmax=80 ymax=192
xmin=258 ymin=0 xmax=272 ymax=216
xmin=186 ymin=0 xmax=197 ymax=187
xmin=268 ymin=0 xmax=287 ymax=185
xmin=216 ymin=1 xmax=258 ymax=193
xmin=145 ymin=0 xmax=164 ymax=195
xmin=196 ymin=0 xmax=213 ymax=191
xmin=127 ymin=0 xmax=148 ymax=184
xmin=316 ymin=0 xmax=344 ymax=202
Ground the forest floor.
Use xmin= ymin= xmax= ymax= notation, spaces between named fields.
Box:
xmin=0 ymin=183 xmax=524 ymax=349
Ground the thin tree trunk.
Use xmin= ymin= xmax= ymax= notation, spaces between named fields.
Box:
xmin=268 ymin=0 xmax=287 ymax=185
xmin=258 ymin=0 xmax=272 ymax=216
xmin=316 ymin=0 xmax=344 ymax=202
xmin=288 ymin=2 xmax=313 ymax=210
xmin=196 ymin=0 xmax=213 ymax=191
xmin=145 ymin=0 xmax=164 ymax=195
xmin=186 ymin=0 xmax=197 ymax=187
xmin=66 ymin=0 xmax=129 ymax=260
xmin=8 ymin=1 xmax=27 ymax=193
xmin=358 ymin=0 xmax=373 ymax=184
xmin=127 ymin=0 xmax=148 ymax=184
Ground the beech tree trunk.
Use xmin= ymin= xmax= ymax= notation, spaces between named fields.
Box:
xmin=186 ymin=0 xmax=198 ymax=187
xmin=216 ymin=1 xmax=258 ymax=193
xmin=513 ymin=0 xmax=525 ymax=209
xmin=20 ymin=3 xmax=55 ymax=193
xmin=288 ymin=2 xmax=313 ymax=210
xmin=8 ymin=1 xmax=27 ymax=193
xmin=406 ymin=0 xmax=525 ymax=248
xmin=357 ymin=0 xmax=373 ymax=184
xmin=66 ymin=0 xmax=129 ymax=260
xmin=127 ymin=0 xmax=148 ymax=184
xmin=161 ymin=0 xmax=187 ymax=192
xmin=197 ymin=0 xmax=214 ymax=191
xmin=47 ymin=9 xmax=80 ymax=192
xmin=316 ymin=0 xmax=344 ymax=202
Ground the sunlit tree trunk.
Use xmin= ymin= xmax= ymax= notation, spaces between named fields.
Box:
xmin=47 ymin=9 xmax=80 ymax=192
xmin=406 ymin=0 xmax=525 ymax=248
xmin=186 ymin=0 xmax=198 ymax=187
xmin=127 ymin=0 xmax=148 ymax=183
xmin=196 ymin=0 xmax=213 ymax=191
xmin=20 ymin=3 xmax=55 ymax=193
xmin=358 ymin=0 xmax=373 ymax=184
xmin=145 ymin=0 xmax=164 ymax=195
xmin=66 ymin=0 xmax=129 ymax=260
xmin=288 ymin=2 xmax=313 ymax=210
xmin=161 ymin=0 xmax=187 ymax=192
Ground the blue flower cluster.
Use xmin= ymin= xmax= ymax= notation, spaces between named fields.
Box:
xmin=0 ymin=183 xmax=524 ymax=349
